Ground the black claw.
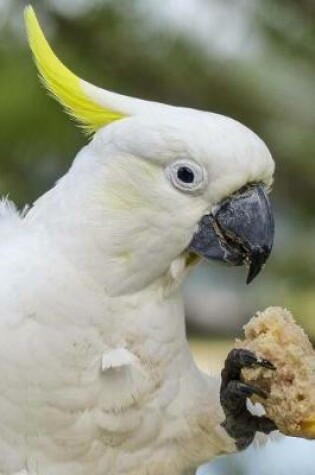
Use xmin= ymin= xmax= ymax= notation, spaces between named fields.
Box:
xmin=235 ymin=381 xmax=268 ymax=400
xmin=221 ymin=349 xmax=275 ymax=386
xmin=220 ymin=348 xmax=277 ymax=451
xmin=256 ymin=357 xmax=276 ymax=371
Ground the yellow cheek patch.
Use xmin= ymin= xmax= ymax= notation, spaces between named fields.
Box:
xmin=117 ymin=250 xmax=133 ymax=263
xmin=105 ymin=184 xmax=147 ymax=211
xmin=104 ymin=160 xmax=160 ymax=211
xmin=138 ymin=161 xmax=160 ymax=180
xmin=24 ymin=6 xmax=126 ymax=134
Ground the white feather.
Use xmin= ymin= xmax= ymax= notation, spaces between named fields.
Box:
xmin=101 ymin=348 xmax=138 ymax=372
xmin=0 ymin=105 xmax=274 ymax=474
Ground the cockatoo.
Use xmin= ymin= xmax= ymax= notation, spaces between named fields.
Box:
xmin=0 ymin=7 xmax=276 ymax=475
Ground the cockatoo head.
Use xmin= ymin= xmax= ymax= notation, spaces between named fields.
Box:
xmin=25 ymin=7 xmax=275 ymax=296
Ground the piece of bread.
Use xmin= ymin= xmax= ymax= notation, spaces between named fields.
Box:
xmin=236 ymin=307 xmax=315 ymax=438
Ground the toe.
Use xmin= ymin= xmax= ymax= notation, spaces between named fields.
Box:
xmin=222 ymin=348 xmax=275 ymax=386
xmin=235 ymin=381 xmax=267 ymax=400
xmin=221 ymin=380 xmax=267 ymax=416
xmin=256 ymin=357 xmax=276 ymax=370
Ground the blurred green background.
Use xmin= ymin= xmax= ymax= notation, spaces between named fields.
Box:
xmin=1 ymin=0 xmax=314 ymax=339
xmin=1 ymin=1 xmax=315 ymax=473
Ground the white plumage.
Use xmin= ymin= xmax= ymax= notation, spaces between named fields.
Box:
xmin=0 ymin=7 xmax=275 ymax=475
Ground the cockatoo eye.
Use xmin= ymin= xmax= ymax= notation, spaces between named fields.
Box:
xmin=166 ymin=159 xmax=207 ymax=194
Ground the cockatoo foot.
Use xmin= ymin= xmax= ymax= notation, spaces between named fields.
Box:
xmin=220 ymin=348 xmax=277 ymax=450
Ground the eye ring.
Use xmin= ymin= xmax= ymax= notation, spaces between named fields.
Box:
xmin=165 ymin=159 xmax=207 ymax=194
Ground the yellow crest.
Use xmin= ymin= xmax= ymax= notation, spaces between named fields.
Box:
xmin=24 ymin=6 xmax=126 ymax=134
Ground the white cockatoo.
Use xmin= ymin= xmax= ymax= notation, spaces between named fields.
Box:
xmin=0 ymin=7 xmax=276 ymax=475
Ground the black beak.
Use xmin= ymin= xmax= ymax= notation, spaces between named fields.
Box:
xmin=188 ymin=185 xmax=274 ymax=284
